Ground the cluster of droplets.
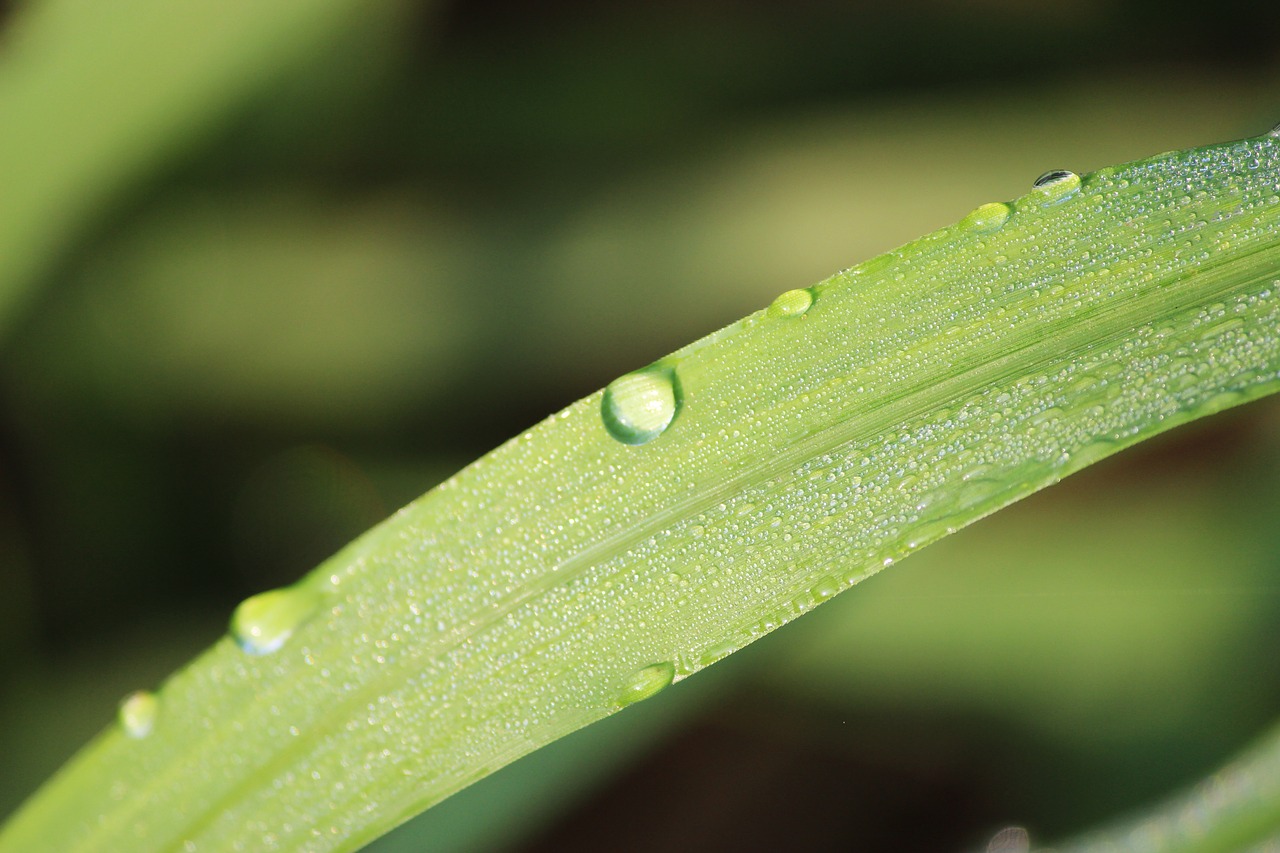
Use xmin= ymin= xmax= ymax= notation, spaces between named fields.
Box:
xmin=956 ymin=168 xmax=1085 ymax=240
xmin=599 ymin=163 xmax=1096 ymax=458
xmin=591 ymin=143 xmax=1280 ymax=703
xmin=598 ymin=162 xmax=1089 ymax=453
xmin=100 ymin=136 xmax=1280 ymax=846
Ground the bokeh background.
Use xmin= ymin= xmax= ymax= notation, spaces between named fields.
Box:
xmin=1 ymin=1 xmax=1279 ymax=850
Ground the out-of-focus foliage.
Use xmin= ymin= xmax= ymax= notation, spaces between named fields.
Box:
xmin=0 ymin=0 xmax=413 ymax=334
xmin=1 ymin=1 xmax=1278 ymax=851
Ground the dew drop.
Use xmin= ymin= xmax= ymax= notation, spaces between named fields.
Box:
xmin=961 ymin=202 xmax=1011 ymax=233
xmin=601 ymin=365 xmax=681 ymax=446
xmin=767 ymin=288 xmax=814 ymax=318
xmin=855 ymin=252 xmax=899 ymax=277
xmin=1032 ymin=169 xmax=1073 ymax=188
xmin=1063 ymin=439 xmax=1117 ymax=472
xmin=617 ymin=661 xmax=676 ymax=707
xmin=231 ymin=585 xmax=322 ymax=655
xmin=119 ymin=690 xmax=159 ymax=739
xmin=986 ymin=826 xmax=1030 ymax=853
xmin=811 ymin=576 xmax=840 ymax=601
xmin=698 ymin=638 xmax=738 ymax=668
xmin=1030 ymin=169 xmax=1081 ymax=204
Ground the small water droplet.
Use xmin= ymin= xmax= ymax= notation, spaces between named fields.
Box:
xmin=856 ymin=252 xmax=898 ymax=276
xmin=986 ymin=826 xmax=1029 ymax=853
xmin=767 ymin=288 xmax=814 ymax=318
xmin=811 ymin=576 xmax=840 ymax=600
xmin=601 ymin=365 xmax=682 ymax=446
xmin=119 ymin=690 xmax=159 ymax=739
xmin=961 ymin=202 xmax=1011 ymax=233
xmin=1199 ymin=389 xmax=1246 ymax=415
xmin=699 ymin=638 xmax=738 ymax=668
xmin=1063 ymin=439 xmax=1117 ymax=473
xmin=617 ymin=661 xmax=676 ymax=707
xmin=231 ymin=585 xmax=322 ymax=655
xmin=1030 ymin=169 xmax=1081 ymax=205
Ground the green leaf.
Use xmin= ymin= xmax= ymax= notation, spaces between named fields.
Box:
xmin=1057 ymin=721 xmax=1280 ymax=853
xmin=3 ymin=130 xmax=1280 ymax=852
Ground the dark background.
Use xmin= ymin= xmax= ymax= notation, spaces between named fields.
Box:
xmin=1 ymin=1 xmax=1279 ymax=850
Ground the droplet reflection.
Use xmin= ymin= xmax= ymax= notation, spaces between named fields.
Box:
xmin=602 ymin=366 xmax=682 ymax=446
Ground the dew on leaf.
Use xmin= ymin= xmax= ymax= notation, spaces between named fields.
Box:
xmin=961 ymin=202 xmax=1012 ymax=233
xmin=231 ymin=585 xmax=322 ymax=655
xmin=601 ymin=366 xmax=682 ymax=445
xmin=810 ymin=576 xmax=840 ymax=601
xmin=617 ymin=661 xmax=676 ymax=707
xmin=767 ymin=288 xmax=814 ymax=318
xmin=118 ymin=690 xmax=159 ymax=739
xmin=986 ymin=826 xmax=1030 ymax=853
xmin=1029 ymin=169 xmax=1081 ymax=205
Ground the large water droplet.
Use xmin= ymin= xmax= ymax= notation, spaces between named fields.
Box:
xmin=617 ymin=661 xmax=676 ymax=706
xmin=119 ymin=690 xmax=159 ymax=739
xmin=1030 ymin=169 xmax=1081 ymax=204
xmin=961 ymin=202 xmax=1011 ymax=233
xmin=601 ymin=365 xmax=681 ymax=445
xmin=231 ymin=585 xmax=322 ymax=655
xmin=1032 ymin=169 xmax=1071 ymax=188
xmin=767 ymin=288 xmax=814 ymax=318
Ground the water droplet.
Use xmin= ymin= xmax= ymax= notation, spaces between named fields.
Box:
xmin=1032 ymin=169 xmax=1072 ymax=188
xmin=698 ymin=638 xmax=738 ymax=668
xmin=986 ymin=826 xmax=1030 ymax=853
xmin=231 ymin=585 xmax=322 ymax=655
xmin=767 ymin=288 xmax=814 ymax=318
xmin=1198 ymin=389 xmax=1246 ymax=415
xmin=601 ymin=365 xmax=682 ymax=446
xmin=1063 ymin=439 xmax=1117 ymax=473
xmin=811 ymin=576 xmax=840 ymax=600
xmin=119 ymin=690 xmax=159 ymax=739
xmin=961 ymin=202 xmax=1011 ymax=233
xmin=1029 ymin=169 xmax=1081 ymax=205
xmin=856 ymin=252 xmax=898 ymax=276
xmin=617 ymin=661 xmax=676 ymax=707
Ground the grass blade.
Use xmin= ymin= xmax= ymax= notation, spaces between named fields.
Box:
xmin=3 ymin=130 xmax=1280 ymax=852
xmin=1056 ymin=722 xmax=1280 ymax=853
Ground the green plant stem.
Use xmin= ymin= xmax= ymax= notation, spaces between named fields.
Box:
xmin=3 ymin=132 xmax=1280 ymax=853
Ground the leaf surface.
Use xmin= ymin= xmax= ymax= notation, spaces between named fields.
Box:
xmin=3 ymin=131 xmax=1280 ymax=852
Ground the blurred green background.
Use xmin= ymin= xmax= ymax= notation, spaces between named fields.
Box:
xmin=1 ymin=1 xmax=1279 ymax=850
